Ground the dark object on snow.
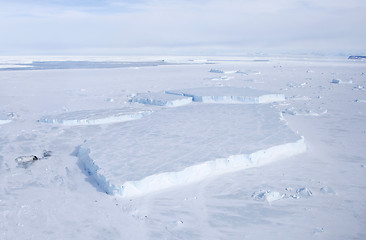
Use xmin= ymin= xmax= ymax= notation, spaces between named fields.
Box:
xmin=43 ymin=150 xmax=52 ymax=158
xmin=15 ymin=155 xmax=39 ymax=168
xmin=348 ymin=56 xmax=366 ymax=60
xmin=15 ymin=150 xmax=52 ymax=168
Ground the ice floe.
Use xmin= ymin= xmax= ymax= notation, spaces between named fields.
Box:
xmin=165 ymin=87 xmax=285 ymax=104
xmin=129 ymin=91 xmax=192 ymax=107
xmin=39 ymin=108 xmax=152 ymax=125
xmin=76 ymin=103 xmax=305 ymax=197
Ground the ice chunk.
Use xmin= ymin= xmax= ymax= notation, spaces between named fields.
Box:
xmin=209 ymin=69 xmax=224 ymax=73
xmin=353 ymin=85 xmax=365 ymax=90
xmin=76 ymin=104 xmax=305 ymax=197
xmin=296 ymin=187 xmax=312 ymax=198
xmin=252 ymin=190 xmax=284 ymax=203
xmin=165 ymin=87 xmax=285 ymax=104
xmin=331 ymin=79 xmax=353 ymax=84
xmin=39 ymin=108 xmax=152 ymax=125
xmin=129 ymin=91 xmax=192 ymax=107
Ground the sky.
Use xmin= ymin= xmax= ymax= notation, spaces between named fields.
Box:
xmin=0 ymin=0 xmax=365 ymax=56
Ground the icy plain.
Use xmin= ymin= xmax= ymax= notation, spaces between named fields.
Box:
xmin=0 ymin=56 xmax=366 ymax=239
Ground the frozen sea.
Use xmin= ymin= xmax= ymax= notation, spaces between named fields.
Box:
xmin=0 ymin=56 xmax=365 ymax=239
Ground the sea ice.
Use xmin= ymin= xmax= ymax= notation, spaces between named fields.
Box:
xmin=165 ymin=87 xmax=285 ymax=104
xmin=77 ymin=103 xmax=305 ymax=197
xmin=39 ymin=108 xmax=152 ymax=125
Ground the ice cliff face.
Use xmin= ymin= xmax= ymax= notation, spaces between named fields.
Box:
xmin=129 ymin=87 xmax=285 ymax=106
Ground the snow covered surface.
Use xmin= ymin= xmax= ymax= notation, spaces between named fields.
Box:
xmin=1 ymin=56 xmax=366 ymax=239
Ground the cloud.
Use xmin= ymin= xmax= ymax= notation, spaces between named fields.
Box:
xmin=0 ymin=0 xmax=365 ymax=55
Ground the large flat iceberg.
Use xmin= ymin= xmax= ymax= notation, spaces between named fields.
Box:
xmin=77 ymin=103 xmax=305 ymax=197
xmin=165 ymin=87 xmax=285 ymax=104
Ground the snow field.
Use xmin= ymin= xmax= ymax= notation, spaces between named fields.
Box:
xmin=1 ymin=56 xmax=366 ymax=239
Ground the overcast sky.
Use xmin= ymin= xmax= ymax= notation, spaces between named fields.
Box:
xmin=0 ymin=0 xmax=365 ymax=56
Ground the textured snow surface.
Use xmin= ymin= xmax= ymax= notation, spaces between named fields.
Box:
xmin=165 ymin=87 xmax=285 ymax=103
xmin=76 ymin=104 xmax=304 ymax=197
xmin=39 ymin=108 xmax=152 ymax=125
